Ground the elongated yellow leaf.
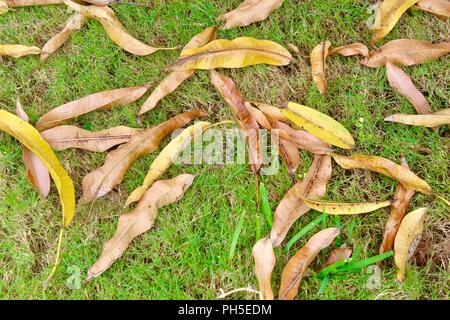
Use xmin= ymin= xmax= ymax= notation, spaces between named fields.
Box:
xmin=0 ymin=110 xmax=75 ymax=226
xmin=384 ymin=111 xmax=450 ymax=127
xmin=0 ymin=45 xmax=41 ymax=58
xmin=394 ymin=207 xmax=427 ymax=281
xmin=301 ymin=196 xmax=392 ymax=215
xmin=166 ymin=37 xmax=292 ymax=71
xmin=125 ymin=121 xmax=212 ymax=206
xmin=282 ymin=102 xmax=355 ymax=149
xmin=329 ymin=153 xmax=432 ymax=194
xmin=372 ymin=0 xmax=420 ymax=43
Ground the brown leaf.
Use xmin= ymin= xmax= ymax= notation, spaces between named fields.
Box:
xmin=80 ymin=110 xmax=205 ymax=203
xmin=319 ymin=247 xmax=352 ymax=271
xmin=361 ymin=39 xmax=450 ymax=68
xmin=36 ymin=82 xmax=151 ymax=131
xmin=379 ymin=156 xmax=415 ymax=255
xmin=277 ymin=135 xmax=301 ymax=177
xmin=270 ymin=155 xmax=332 ymax=247
xmin=16 ymin=100 xmax=51 ymax=197
xmin=211 ymin=70 xmax=262 ymax=173
xmin=41 ymin=125 xmax=141 ymax=152
xmin=0 ymin=44 xmax=41 ymax=58
xmin=386 ymin=62 xmax=432 ymax=115
xmin=330 ymin=152 xmax=432 ymax=194
xmin=329 ymin=43 xmax=369 ymax=57
xmin=310 ymin=41 xmax=331 ymax=95
xmin=138 ymin=27 xmax=217 ymax=116
xmin=416 ymin=0 xmax=450 ymax=19
xmin=217 ymin=0 xmax=284 ymax=29
xmin=41 ymin=13 xmax=87 ymax=62
xmin=87 ymin=174 xmax=196 ymax=280
xmin=252 ymin=236 xmax=276 ymax=300
xmin=279 ymin=227 xmax=339 ymax=300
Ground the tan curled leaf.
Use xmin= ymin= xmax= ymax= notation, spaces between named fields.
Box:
xmin=211 ymin=70 xmax=262 ymax=173
xmin=384 ymin=110 xmax=450 ymax=127
xmin=301 ymin=197 xmax=392 ymax=215
xmin=166 ymin=37 xmax=292 ymax=71
xmin=16 ymin=100 xmax=51 ymax=197
xmin=138 ymin=27 xmax=217 ymax=116
xmin=87 ymin=174 xmax=195 ymax=280
xmin=270 ymin=155 xmax=332 ymax=247
xmin=416 ymin=0 xmax=450 ymax=19
xmin=64 ymin=0 xmax=172 ymax=56
xmin=36 ymin=82 xmax=151 ymax=131
xmin=41 ymin=13 xmax=87 ymax=62
xmin=330 ymin=153 xmax=432 ymax=194
xmin=319 ymin=247 xmax=352 ymax=270
xmin=394 ymin=207 xmax=427 ymax=281
xmin=252 ymin=102 xmax=288 ymax=122
xmin=0 ymin=110 xmax=75 ymax=226
xmin=0 ymin=45 xmax=41 ymax=58
xmin=41 ymin=125 xmax=141 ymax=152
xmin=386 ymin=62 xmax=432 ymax=115
xmin=379 ymin=156 xmax=415 ymax=255
xmin=362 ymin=39 xmax=450 ymax=68
xmin=252 ymin=236 xmax=276 ymax=300
xmin=329 ymin=43 xmax=369 ymax=57
xmin=125 ymin=121 xmax=211 ymax=206
xmin=279 ymin=228 xmax=339 ymax=300
xmin=371 ymin=0 xmax=420 ymax=43
xmin=277 ymin=135 xmax=301 ymax=177
xmin=310 ymin=41 xmax=331 ymax=95
xmin=217 ymin=0 xmax=284 ymax=29
xmin=80 ymin=110 xmax=205 ymax=203
xmin=282 ymin=102 xmax=355 ymax=149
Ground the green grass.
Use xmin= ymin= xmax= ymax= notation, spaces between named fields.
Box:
xmin=0 ymin=0 xmax=449 ymax=300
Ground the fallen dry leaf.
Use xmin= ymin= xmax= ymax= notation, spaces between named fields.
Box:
xmin=301 ymin=197 xmax=392 ymax=215
xmin=125 ymin=121 xmax=212 ymax=206
xmin=211 ymin=70 xmax=262 ymax=173
xmin=252 ymin=102 xmax=288 ymax=122
xmin=416 ymin=0 xmax=450 ymax=19
xmin=64 ymin=0 xmax=173 ymax=56
xmin=80 ymin=110 xmax=205 ymax=203
xmin=166 ymin=37 xmax=292 ymax=71
xmin=362 ymin=39 xmax=450 ymax=68
xmin=0 ymin=44 xmax=41 ymax=58
xmin=252 ymin=236 xmax=276 ymax=300
xmin=329 ymin=43 xmax=369 ymax=57
xmin=4 ymin=0 xmax=62 ymax=7
xmin=277 ymin=134 xmax=301 ymax=177
xmin=270 ymin=154 xmax=332 ymax=247
xmin=282 ymin=102 xmax=355 ymax=149
xmin=386 ymin=62 xmax=432 ymax=115
xmin=36 ymin=82 xmax=151 ymax=131
xmin=329 ymin=153 xmax=432 ymax=194
xmin=41 ymin=125 xmax=141 ymax=152
xmin=310 ymin=41 xmax=331 ymax=95
xmin=384 ymin=110 xmax=450 ymax=127
xmin=16 ymin=100 xmax=51 ymax=197
xmin=87 ymin=174 xmax=196 ymax=280
xmin=138 ymin=27 xmax=217 ymax=116
xmin=217 ymin=0 xmax=284 ymax=29
xmin=41 ymin=13 xmax=87 ymax=62
xmin=279 ymin=227 xmax=339 ymax=300
xmin=379 ymin=156 xmax=415 ymax=255
xmin=394 ymin=207 xmax=427 ymax=281
xmin=371 ymin=0 xmax=420 ymax=43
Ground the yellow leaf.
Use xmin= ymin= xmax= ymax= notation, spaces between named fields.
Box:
xmin=125 ymin=121 xmax=212 ymax=206
xmin=394 ymin=207 xmax=427 ymax=281
xmin=372 ymin=0 xmax=420 ymax=43
xmin=166 ymin=37 xmax=292 ymax=71
xmin=384 ymin=110 xmax=450 ymax=127
xmin=0 ymin=44 xmax=41 ymax=58
xmin=282 ymin=102 xmax=355 ymax=149
xmin=0 ymin=110 xmax=75 ymax=226
xmin=301 ymin=196 xmax=392 ymax=215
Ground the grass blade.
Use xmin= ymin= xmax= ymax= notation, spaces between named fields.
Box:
xmin=229 ymin=211 xmax=246 ymax=260
xmin=285 ymin=213 xmax=327 ymax=253
xmin=259 ymin=183 xmax=272 ymax=226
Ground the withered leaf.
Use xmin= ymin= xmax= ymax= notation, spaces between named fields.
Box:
xmin=384 ymin=110 xmax=450 ymax=127
xmin=41 ymin=125 xmax=141 ymax=152
xmin=270 ymin=154 xmax=332 ymax=247
xmin=87 ymin=174 xmax=196 ymax=280
xmin=80 ymin=110 xmax=205 ymax=203
xmin=301 ymin=197 xmax=392 ymax=215
xmin=0 ymin=45 xmax=41 ymax=58
xmin=252 ymin=236 xmax=276 ymax=300
xmin=310 ymin=41 xmax=331 ymax=95
xmin=279 ymin=227 xmax=339 ymax=300
xmin=277 ymin=135 xmax=301 ymax=177
xmin=329 ymin=43 xmax=369 ymax=57
xmin=416 ymin=0 xmax=450 ymax=19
